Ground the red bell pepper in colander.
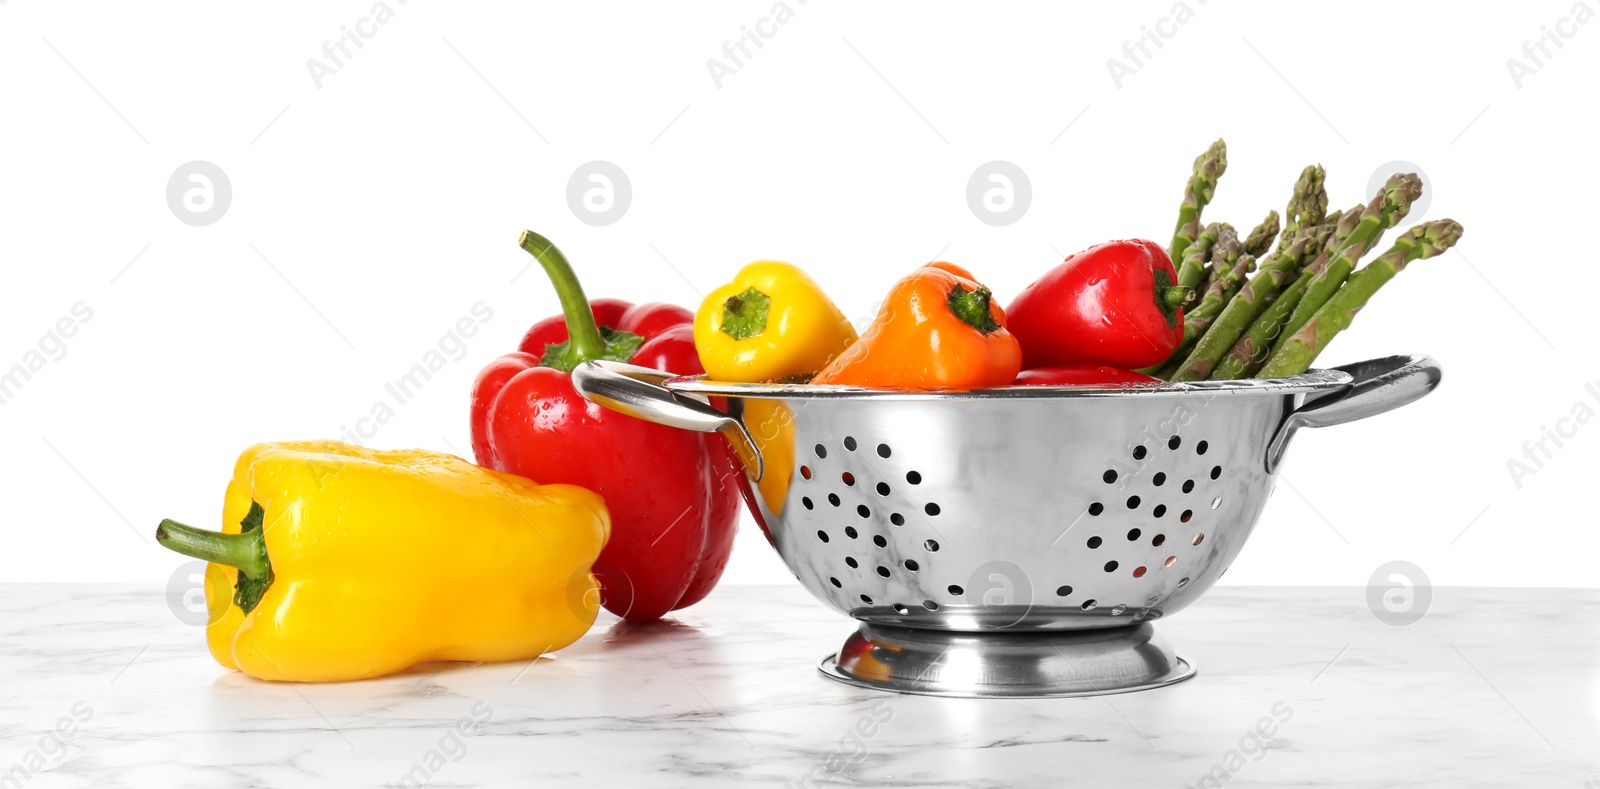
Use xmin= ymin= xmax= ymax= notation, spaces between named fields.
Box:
xmin=1006 ymin=239 xmax=1191 ymax=370
xmin=470 ymin=231 xmax=742 ymax=622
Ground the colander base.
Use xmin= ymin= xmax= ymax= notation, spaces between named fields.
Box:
xmin=817 ymin=621 xmax=1196 ymax=698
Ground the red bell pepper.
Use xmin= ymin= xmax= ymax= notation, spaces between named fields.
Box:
xmin=1014 ymin=364 xmax=1159 ymax=386
xmin=1006 ymin=239 xmax=1191 ymax=369
xmin=470 ymin=231 xmax=741 ymax=622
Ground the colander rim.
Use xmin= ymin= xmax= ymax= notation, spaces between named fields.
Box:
xmin=664 ymin=367 xmax=1354 ymax=400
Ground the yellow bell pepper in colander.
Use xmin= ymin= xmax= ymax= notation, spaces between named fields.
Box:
xmin=155 ymin=441 xmax=609 ymax=683
xmin=694 ymin=261 xmax=857 ymax=382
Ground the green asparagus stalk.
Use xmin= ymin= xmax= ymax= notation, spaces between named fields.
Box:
xmin=1268 ymin=173 xmax=1423 ymax=358
xmin=1168 ymin=230 xmax=1326 ymax=382
xmin=1257 ymin=219 xmax=1464 ymax=378
xmin=1169 ymin=139 xmax=1228 ymax=264
xmin=1210 ymin=222 xmax=1339 ymax=379
xmin=1153 ymin=227 xmax=1244 ymax=377
xmin=1242 ymin=210 xmax=1281 ymax=258
xmin=1276 ymin=165 xmax=1327 ymax=254
xmin=1173 ymin=222 xmax=1223 ymax=290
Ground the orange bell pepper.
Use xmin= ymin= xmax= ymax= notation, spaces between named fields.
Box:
xmin=811 ymin=262 xmax=1021 ymax=389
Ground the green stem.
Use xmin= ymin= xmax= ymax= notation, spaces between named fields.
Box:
xmin=1161 ymin=286 xmax=1194 ymax=311
xmin=518 ymin=230 xmax=644 ymax=372
xmin=946 ymin=285 xmax=1001 ymax=334
xmin=156 ymin=519 xmax=269 ymax=579
xmin=718 ymin=287 xmax=771 ymax=340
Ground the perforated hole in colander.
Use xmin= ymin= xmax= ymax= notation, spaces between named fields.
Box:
xmin=924 ymin=503 xmax=940 ymax=516
xmin=1168 ymin=435 xmax=1181 ymax=450
xmin=1126 ymin=495 xmax=1141 ymax=509
xmin=875 ymin=482 xmax=890 ymax=496
xmin=872 ymin=535 xmax=887 ymax=547
xmin=903 ymin=559 xmax=919 ymax=572
xmin=1087 ymin=536 xmax=1103 ymax=549
xmin=890 ymin=513 xmax=905 ymax=526
xmin=1153 ymin=504 xmax=1167 ymax=518
xmin=1153 ymin=472 xmax=1166 ymax=486
xmin=857 ymin=505 xmax=870 ymax=518
xmin=816 ymin=530 xmax=828 ymax=543
xmin=844 ymin=526 xmax=858 ymax=539
xmin=892 ymin=603 xmax=909 ymax=614
xmin=842 ymin=472 xmax=855 ymax=486
xmin=1089 ymin=502 xmax=1104 ymax=516
xmin=1196 ymin=440 xmax=1209 ymax=455
xmin=1056 ymin=585 xmax=1072 ymax=596
xmin=803 ymin=497 xmax=813 ymax=510
xmin=877 ymin=443 xmax=891 ymax=458
xmin=828 ymin=493 xmax=841 ymax=507
xmin=923 ymin=539 xmax=939 ymax=552
xmin=843 ymin=436 xmax=857 ymax=451
xmin=947 ymin=584 xmax=963 ymax=595
xmin=905 ymin=471 xmax=921 ymax=485
xmin=845 ymin=556 xmax=858 ymax=568
xmin=1126 ymin=528 xmax=1141 ymax=541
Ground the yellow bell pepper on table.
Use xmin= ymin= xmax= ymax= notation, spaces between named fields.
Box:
xmin=694 ymin=260 xmax=857 ymax=382
xmin=155 ymin=441 xmax=609 ymax=683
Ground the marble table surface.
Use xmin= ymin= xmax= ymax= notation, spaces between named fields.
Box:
xmin=1 ymin=583 xmax=1595 ymax=788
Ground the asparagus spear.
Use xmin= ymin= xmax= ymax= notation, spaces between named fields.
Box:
xmin=1268 ymin=173 xmax=1423 ymax=357
xmin=1210 ymin=211 xmax=1353 ymax=379
xmin=1276 ymin=165 xmax=1327 ymax=254
xmin=1169 ymin=139 xmax=1228 ymax=264
xmin=1168 ymin=229 xmax=1327 ymax=382
xmin=1257 ymin=219 xmax=1464 ymax=378
xmin=1153 ymin=227 xmax=1244 ymax=377
xmin=1174 ymin=222 xmax=1223 ymax=290
xmin=1242 ymin=210 xmax=1281 ymax=258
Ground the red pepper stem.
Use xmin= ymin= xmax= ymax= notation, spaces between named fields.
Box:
xmin=519 ymin=230 xmax=607 ymax=363
xmin=155 ymin=519 xmax=270 ymax=581
xmin=1161 ymin=286 xmax=1195 ymax=310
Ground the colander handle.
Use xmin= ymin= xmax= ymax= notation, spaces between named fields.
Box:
xmin=571 ymin=359 xmax=764 ymax=481
xmin=1264 ymin=354 xmax=1442 ymax=474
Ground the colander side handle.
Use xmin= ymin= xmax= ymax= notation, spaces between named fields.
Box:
xmin=1264 ymin=354 xmax=1442 ymax=474
xmin=571 ymin=359 xmax=764 ymax=481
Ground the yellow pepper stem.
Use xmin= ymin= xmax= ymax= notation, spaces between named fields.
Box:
xmin=156 ymin=516 xmax=275 ymax=613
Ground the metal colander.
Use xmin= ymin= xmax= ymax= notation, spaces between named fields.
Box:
xmin=572 ymin=354 xmax=1440 ymax=698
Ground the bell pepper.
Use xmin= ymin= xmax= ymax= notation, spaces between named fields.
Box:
xmin=811 ymin=262 xmax=1021 ymax=389
xmin=1014 ymin=364 xmax=1160 ymax=386
xmin=471 ymin=231 xmax=741 ymax=622
xmin=153 ymin=441 xmax=608 ymax=683
xmin=693 ymin=261 xmax=857 ymax=382
xmin=1006 ymin=239 xmax=1192 ymax=370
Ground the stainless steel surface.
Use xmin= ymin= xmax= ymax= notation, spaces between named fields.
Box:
xmin=1264 ymin=354 xmax=1443 ymax=474
xmin=571 ymin=360 xmax=765 ymax=481
xmin=572 ymin=355 xmax=1442 ymax=697
xmin=819 ymin=622 xmax=1195 ymax=698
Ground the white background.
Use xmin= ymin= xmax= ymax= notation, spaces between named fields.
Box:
xmin=0 ymin=1 xmax=1592 ymax=588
